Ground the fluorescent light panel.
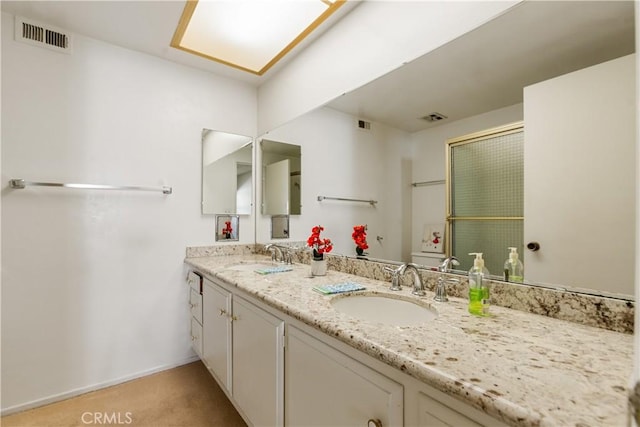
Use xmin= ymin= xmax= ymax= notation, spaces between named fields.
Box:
xmin=172 ymin=0 xmax=345 ymax=75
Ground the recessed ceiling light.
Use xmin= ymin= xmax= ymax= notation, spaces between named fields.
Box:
xmin=171 ymin=0 xmax=346 ymax=76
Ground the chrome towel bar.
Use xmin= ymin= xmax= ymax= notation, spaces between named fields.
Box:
xmin=317 ymin=195 xmax=377 ymax=206
xmin=9 ymin=179 xmax=172 ymax=194
xmin=411 ymin=180 xmax=445 ymax=187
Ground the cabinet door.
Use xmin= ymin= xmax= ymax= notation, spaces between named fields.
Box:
xmin=202 ymin=280 xmax=232 ymax=391
xmin=416 ymin=392 xmax=481 ymax=427
xmin=286 ymin=326 xmax=403 ymax=427
xmin=232 ymin=296 xmax=284 ymax=427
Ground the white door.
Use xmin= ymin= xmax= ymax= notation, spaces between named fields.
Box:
xmin=523 ymin=54 xmax=635 ymax=295
xmin=264 ymin=159 xmax=290 ymax=215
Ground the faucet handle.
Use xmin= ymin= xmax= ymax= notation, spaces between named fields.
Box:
xmin=434 ymin=276 xmax=449 ymax=302
xmin=282 ymin=247 xmax=293 ymax=265
xmin=383 ymin=265 xmax=403 ymax=291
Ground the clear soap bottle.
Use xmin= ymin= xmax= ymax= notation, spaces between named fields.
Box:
xmin=503 ymin=247 xmax=524 ymax=283
xmin=468 ymin=252 xmax=490 ymax=316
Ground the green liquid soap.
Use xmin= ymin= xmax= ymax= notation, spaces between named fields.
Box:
xmin=468 ymin=287 xmax=490 ymax=316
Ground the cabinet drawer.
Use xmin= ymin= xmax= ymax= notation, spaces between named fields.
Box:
xmin=187 ymin=271 xmax=202 ymax=293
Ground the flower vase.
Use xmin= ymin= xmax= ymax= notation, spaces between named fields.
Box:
xmin=310 ymin=258 xmax=327 ymax=276
xmin=356 ymin=246 xmax=364 ymax=257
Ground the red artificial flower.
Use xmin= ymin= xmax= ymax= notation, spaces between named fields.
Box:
xmin=222 ymin=221 xmax=233 ymax=234
xmin=352 ymin=225 xmax=369 ymax=250
xmin=307 ymin=225 xmax=333 ymax=254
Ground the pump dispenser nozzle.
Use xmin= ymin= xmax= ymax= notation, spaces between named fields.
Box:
xmin=468 ymin=252 xmax=485 ymax=270
xmin=508 ymin=247 xmax=519 ymax=262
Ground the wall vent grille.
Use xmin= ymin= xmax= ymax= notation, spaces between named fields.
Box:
xmin=15 ymin=16 xmax=73 ymax=54
xmin=421 ymin=112 xmax=448 ymax=122
xmin=357 ymin=120 xmax=371 ymax=130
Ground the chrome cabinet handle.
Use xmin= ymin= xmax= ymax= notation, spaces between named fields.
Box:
xmin=367 ymin=419 xmax=382 ymax=427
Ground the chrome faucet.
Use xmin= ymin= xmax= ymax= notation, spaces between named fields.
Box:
xmin=265 ymin=244 xmax=293 ymax=264
xmin=434 ymin=256 xmax=460 ymax=302
xmin=439 ymin=256 xmax=460 ymax=273
xmin=265 ymin=244 xmax=284 ymax=263
xmin=399 ymin=263 xmax=426 ymax=296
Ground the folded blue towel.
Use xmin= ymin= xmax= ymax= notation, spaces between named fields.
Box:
xmin=254 ymin=266 xmax=293 ymax=275
xmin=312 ymin=282 xmax=366 ymax=295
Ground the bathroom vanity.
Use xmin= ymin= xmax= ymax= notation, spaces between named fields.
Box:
xmin=185 ymin=251 xmax=633 ymax=427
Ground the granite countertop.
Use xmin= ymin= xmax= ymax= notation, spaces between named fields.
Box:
xmin=185 ymin=254 xmax=634 ymax=427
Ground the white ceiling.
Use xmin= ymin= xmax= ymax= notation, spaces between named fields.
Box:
xmin=1 ymin=1 xmax=635 ymax=133
xmin=0 ymin=0 xmax=359 ymax=86
xmin=326 ymin=1 xmax=636 ymax=132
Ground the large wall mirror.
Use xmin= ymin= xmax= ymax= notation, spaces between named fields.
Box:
xmin=257 ymin=1 xmax=635 ymax=299
xmin=202 ymin=129 xmax=253 ymax=215
xmin=261 ymin=139 xmax=302 ymax=215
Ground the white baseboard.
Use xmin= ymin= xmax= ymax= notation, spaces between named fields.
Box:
xmin=1 ymin=355 xmax=201 ymax=416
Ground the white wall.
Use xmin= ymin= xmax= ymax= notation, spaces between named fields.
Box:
xmin=1 ymin=12 xmax=256 ymax=412
xmin=259 ymin=107 xmax=411 ymax=261
xmin=257 ymin=1 xmax=520 ymax=134
xmin=409 ymin=104 xmax=524 ymax=254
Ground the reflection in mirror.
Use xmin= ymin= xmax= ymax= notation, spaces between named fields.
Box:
xmin=257 ymin=1 xmax=635 ymax=298
xmin=202 ymin=129 xmax=253 ymax=215
xmin=271 ymin=215 xmax=289 ymax=239
xmin=215 ymin=215 xmax=239 ymax=241
xmin=261 ymin=140 xmax=301 ymax=215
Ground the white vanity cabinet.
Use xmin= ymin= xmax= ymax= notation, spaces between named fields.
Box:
xmin=186 ymin=271 xmax=203 ymax=357
xmin=285 ymin=325 xmax=403 ymax=426
xmin=202 ymin=277 xmax=284 ymax=427
xmin=192 ymin=268 xmax=505 ymax=427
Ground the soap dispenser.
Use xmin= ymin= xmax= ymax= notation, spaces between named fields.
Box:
xmin=503 ymin=247 xmax=524 ymax=283
xmin=468 ymin=253 xmax=490 ymax=316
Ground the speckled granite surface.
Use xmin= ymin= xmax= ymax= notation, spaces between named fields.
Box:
xmin=252 ymin=246 xmax=634 ymax=334
xmin=184 ymin=251 xmax=634 ymax=427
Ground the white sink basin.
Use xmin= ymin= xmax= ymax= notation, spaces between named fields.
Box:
xmin=330 ymin=294 xmax=437 ymax=325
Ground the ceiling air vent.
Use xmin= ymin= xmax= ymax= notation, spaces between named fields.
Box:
xmin=357 ymin=120 xmax=371 ymax=130
xmin=15 ymin=16 xmax=73 ymax=54
xmin=421 ymin=112 xmax=448 ymax=122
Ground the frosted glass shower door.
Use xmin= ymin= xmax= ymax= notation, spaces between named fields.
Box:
xmin=447 ymin=123 xmax=524 ymax=275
